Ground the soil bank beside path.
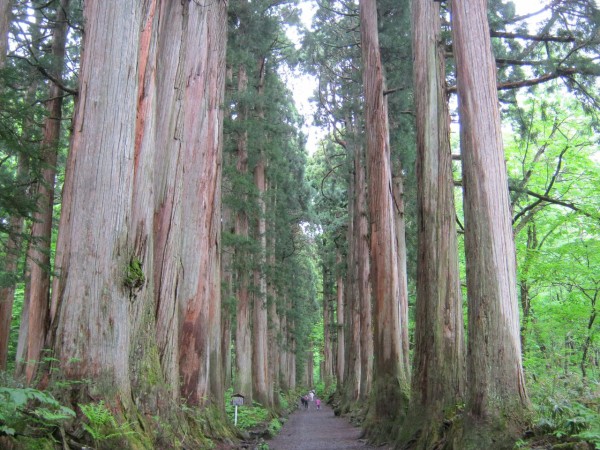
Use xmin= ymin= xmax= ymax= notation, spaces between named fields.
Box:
xmin=267 ymin=401 xmax=383 ymax=450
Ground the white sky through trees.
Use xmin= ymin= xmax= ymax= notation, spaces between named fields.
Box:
xmin=286 ymin=0 xmax=562 ymax=155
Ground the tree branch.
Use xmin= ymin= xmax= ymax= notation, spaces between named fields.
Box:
xmin=491 ymin=31 xmax=576 ymax=43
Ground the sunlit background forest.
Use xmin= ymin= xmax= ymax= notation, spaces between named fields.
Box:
xmin=0 ymin=0 xmax=599 ymax=449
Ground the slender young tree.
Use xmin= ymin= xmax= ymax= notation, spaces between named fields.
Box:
xmin=359 ymin=0 xmax=409 ymax=437
xmin=402 ymin=0 xmax=466 ymax=446
xmin=18 ymin=0 xmax=70 ymax=384
xmin=1 ymin=4 xmax=44 ymax=372
xmin=451 ymin=0 xmax=530 ymax=446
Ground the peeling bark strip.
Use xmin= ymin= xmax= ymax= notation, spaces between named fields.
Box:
xmin=176 ymin=0 xmax=227 ymax=406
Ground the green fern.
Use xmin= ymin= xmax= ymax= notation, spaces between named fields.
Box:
xmin=0 ymin=386 xmax=75 ymax=436
xmin=79 ymin=401 xmax=137 ymax=446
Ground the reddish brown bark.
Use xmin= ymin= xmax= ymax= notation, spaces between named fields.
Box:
xmin=451 ymin=0 xmax=530 ymax=444
xmin=322 ymin=264 xmax=334 ymax=386
xmin=175 ymin=0 xmax=226 ymax=405
xmin=335 ymin=256 xmax=345 ymax=385
xmin=404 ymin=0 xmax=466 ymax=446
xmin=359 ymin=0 xmax=408 ymax=433
xmin=234 ymin=63 xmax=253 ymax=402
xmin=252 ymin=153 xmax=270 ymax=405
xmin=49 ymin=1 xmax=156 ymax=401
xmin=0 ymin=214 xmax=23 ymax=371
xmin=343 ymin=153 xmax=361 ymax=405
xmin=355 ymin=145 xmax=372 ymax=401
xmin=17 ymin=0 xmax=70 ymax=384
xmin=252 ymin=57 xmax=271 ymax=406
xmin=221 ymin=202 xmax=234 ymax=389
xmin=48 ymin=0 xmax=227 ymax=415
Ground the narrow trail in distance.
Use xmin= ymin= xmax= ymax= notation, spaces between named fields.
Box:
xmin=267 ymin=401 xmax=382 ymax=450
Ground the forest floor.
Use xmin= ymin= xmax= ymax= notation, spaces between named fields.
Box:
xmin=265 ymin=401 xmax=388 ymax=450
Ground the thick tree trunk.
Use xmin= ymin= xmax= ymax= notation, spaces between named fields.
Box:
xmin=359 ymin=0 xmax=407 ymax=436
xmin=0 ymin=214 xmax=23 ymax=371
xmin=343 ymin=161 xmax=361 ymax=406
xmin=287 ymin=314 xmax=296 ymax=390
xmin=340 ymin=123 xmax=366 ymax=407
xmin=519 ymin=223 xmax=537 ymax=351
xmin=252 ymin=57 xmax=271 ymax=406
xmin=269 ymin=291 xmax=281 ymax=404
xmin=234 ymin=63 xmax=253 ymax=402
xmin=355 ymin=144 xmax=373 ymax=401
xmin=392 ymin=176 xmax=411 ymax=378
xmin=174 ymin=0 xmax=226 ymax=407
xmin=267 ymin=202 xmax=281 ymax=408
xmin=48 ymin=0 xmax=227 ymax=417
xmin=221 ymin=203 xmax=234 ymax=390
xmin=253 ymin=153 xmax=270 ymax=405
xmin=279 ymin=294 xmax=290 ymax=391
xmin=451 ymin=0 xmax=530 ymax=445
xmin=49 ymin=0 xmax=157 ymax=405
xmin=336 ymin=255 xmax=345 ymax=385
xmin=322 ymin=264 xmax=334 ymax=386
xmin=404 ymin=0 xmax=466 ymax=446
xmin=11 ymin=82 xmax=40 ymax=375
xmin=19 ymin=0 xmax=70 ymax=384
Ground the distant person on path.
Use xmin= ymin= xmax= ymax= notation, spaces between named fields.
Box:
xmin=315 ymin=398 xmax=321 ymax=410
xmin=301 ymin=395 xmax=309 ymax=409
xmin=309 ymin=390 xmax=315 ymax=402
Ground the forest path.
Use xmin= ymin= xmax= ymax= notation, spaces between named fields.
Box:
xmin=266 ymin=400 xmax=380 ymax=450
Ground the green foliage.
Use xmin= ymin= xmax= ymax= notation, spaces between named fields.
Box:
xmin=224 ymin=389 xmax=277 ymax=431
xmin=79 ymin=401 xmax=137 ymax=448
xmin=0 ymin=385 xmax=75 ymax=437
xmin=313 ymin=380 xmax=336 ymax=402
xmin=267 ymin=418 xmax=282 ymax=437
xmin=535 ymin=397 xmax=600 ymax=448
xmin=123 ymin=257 xmax=145 ymax=292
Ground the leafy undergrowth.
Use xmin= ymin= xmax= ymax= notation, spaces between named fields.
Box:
xmin=515 ymin=375 xmax=600 ymax=450
xmin=221 ymin=388 xmax=304 ymax=449
xmin=0 ymin=374 xmax=230 ymax=449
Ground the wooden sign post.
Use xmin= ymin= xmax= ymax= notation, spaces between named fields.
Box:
xmin=231 ymin=393 xmax=245 ymax=426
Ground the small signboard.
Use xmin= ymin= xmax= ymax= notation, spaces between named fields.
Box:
xmin=230 ymin=393 xmax=245 ymax=426
xmin=231 ymin=393 xmax=245 ymax=407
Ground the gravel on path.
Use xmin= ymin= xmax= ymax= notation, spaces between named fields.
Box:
xmin=267 ymin=401 xmax=378 ymax=450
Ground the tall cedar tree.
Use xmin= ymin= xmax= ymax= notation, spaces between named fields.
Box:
xmin=48 ymin=0 xmax=227 ymax=417
xmin=359 ymin=0 xmax=410 ymax=438
xmin=0 ymin=0 xmax=14 ymax=370
xmin=451 ymin=0 xmax=530 ymax=447
xmin=402 ymin=0 xmax=466 ymax=447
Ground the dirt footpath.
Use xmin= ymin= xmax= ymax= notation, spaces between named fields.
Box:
xmin=267 ymin=401 xmax=378 ymax=450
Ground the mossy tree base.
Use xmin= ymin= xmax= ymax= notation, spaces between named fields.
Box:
xmin=445 ymin=410 xmax=530 ymax=450
xmin=363 ymin=375 xmax=409 ymax=446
